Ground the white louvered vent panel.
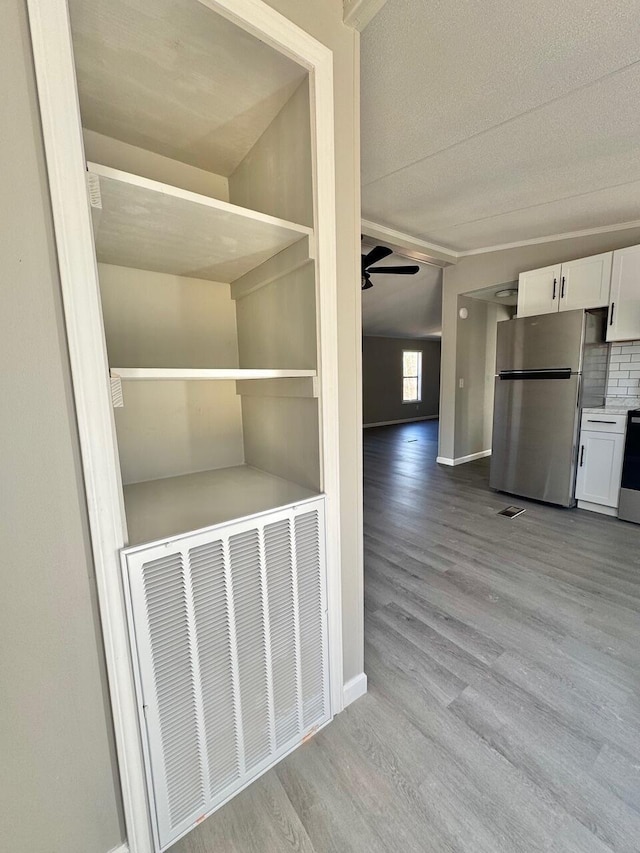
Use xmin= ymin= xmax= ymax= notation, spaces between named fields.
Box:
xmin=264 ymin=519 xmax=300 ymax=748
xmin=228 ymin=529 xmax=272 ymax=772
xmin=122 ymin=497 xmax=329 ymax=852
xmin=295 ymin=510 xmax=328 ymax=728
xmin=141 ymin=554 xmax=205 ymax=831
xmin=189 ymin=540 xmax=241 ymax=797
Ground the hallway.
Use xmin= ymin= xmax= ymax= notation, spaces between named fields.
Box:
xmin=173 ymin=420 xmax=640 ymax=852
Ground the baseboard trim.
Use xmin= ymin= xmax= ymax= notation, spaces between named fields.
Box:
xmin=107 ymin=844 xmax=129 ymax=853
xmin=343 ymin=672 xmax=367 ymax=707
xmin=363 ymin=415 xmax=438 ymax=429
xmin=437 ymin=450 xmax=492 ymax=466
xmin=577 ymin=500 xmax=618 ymax=517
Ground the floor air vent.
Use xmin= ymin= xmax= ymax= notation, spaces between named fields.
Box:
xmin=122 ymin=498 xmax=329 ymax=851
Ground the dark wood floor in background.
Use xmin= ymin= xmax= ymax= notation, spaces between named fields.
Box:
xmin=172 ymin=420 xmax=640 ymax=853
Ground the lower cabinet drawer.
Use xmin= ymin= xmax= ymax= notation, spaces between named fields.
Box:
xmin=580 ymin=413 xmax=626 ymax=434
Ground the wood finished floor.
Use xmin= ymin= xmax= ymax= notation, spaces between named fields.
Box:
xmin=171 ymin=420 xmax=640 ymax=853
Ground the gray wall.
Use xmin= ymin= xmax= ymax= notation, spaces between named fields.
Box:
xmin=440 ymin=224 xmax=640 ymax=461
xmin=0 ymin=2 xmax=124 ymax=852
xmin=363 ymin=337 xmax=441 ymax=425
xmin=453 ymin=297 xmax=511 ymax=460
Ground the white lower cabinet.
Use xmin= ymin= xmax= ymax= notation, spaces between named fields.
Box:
xmin=575 ymin=415 xmax=626 ymax=514
xmin=122 ymin=498 xmax=329 ymax=852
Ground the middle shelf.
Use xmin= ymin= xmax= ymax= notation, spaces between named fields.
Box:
xmin=110 ymin=367 xmax=317 ymax=381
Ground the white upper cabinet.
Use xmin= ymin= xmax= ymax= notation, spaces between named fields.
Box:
xmin=607 ymin=244 xmax=640 ymax=341
xmin=559 ymin=252 xmax=612 ymax=312
xmin=517 ymin=264 xmax=561 ymax=317
xmin=518 ymin=253 xmax=612 ymax=318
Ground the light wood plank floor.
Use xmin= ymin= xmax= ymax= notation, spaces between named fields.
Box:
xmin=171 ymin=420 xmax=640 ymax=853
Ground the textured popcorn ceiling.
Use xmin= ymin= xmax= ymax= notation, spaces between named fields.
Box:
xmin=361 ymin=0 xmax=640 ymax=251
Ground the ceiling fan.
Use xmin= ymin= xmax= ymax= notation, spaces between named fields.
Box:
xmin=361 ymin=244 xmax=420 ymax=290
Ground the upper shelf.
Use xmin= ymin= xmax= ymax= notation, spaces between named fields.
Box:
xmin=87 ymin=163 xmax=312 ymax=283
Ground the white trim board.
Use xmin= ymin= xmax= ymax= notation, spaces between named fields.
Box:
xmin=108 ymin=845 xmax=129 ymax=853
xmin=343 ymin=672 xmax=367 ymax=706
xmin=362 ymin=217 xmax=640 ymax=263
xmin=436 ymin=450 xmax=492 ymax=466
xmin=363 ymin=415 xmax=438 ymax=428
xmin=27 ymin=2 xmax=344 ymax=852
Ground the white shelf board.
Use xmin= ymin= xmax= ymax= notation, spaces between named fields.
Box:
xmin=88 ymin=163 xmax=312 ymax=283
xmin=110 ymin=367 xmax=316 ymax=381
xmin=123 ymin=465 xmax=319 ymax=546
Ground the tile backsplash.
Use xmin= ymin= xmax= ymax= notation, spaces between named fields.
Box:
xmin=607 ymin=340 xmax=640 ymax=400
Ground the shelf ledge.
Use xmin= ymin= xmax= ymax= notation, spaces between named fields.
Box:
xmin=110 ymin=367 xmax=317 ymax=381
xmin=123 ymin=465 xmax=320 ymax=546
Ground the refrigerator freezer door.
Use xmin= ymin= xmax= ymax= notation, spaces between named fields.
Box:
xmin=490 ymin=374 xmax=580 ymax=506
xmin=496 ymin=310 xmax=586 ymax=374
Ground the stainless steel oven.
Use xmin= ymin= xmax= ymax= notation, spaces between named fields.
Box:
xmin=618 ymin=409 xmax=640 ymax=524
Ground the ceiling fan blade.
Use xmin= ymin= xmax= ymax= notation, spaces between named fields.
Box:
xmin=367 ymin=265 xmax=420 ymax=275
xmin=362 ymin=245 xmax=393 ymax=269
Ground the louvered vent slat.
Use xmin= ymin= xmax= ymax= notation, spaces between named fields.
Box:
xmin=142 ymin=554 xmax=205 ymax=830
xmin=295 ymin=511 xmax=327 ymax=727
xmin=189 ymin=540 xmax=241 ymax=798
xmin=264 ymin=519 xmax=300 ymax=748
xmin=123 ymin=497 xmax=329 ymax=851
xmin=229 ymin=529 xmax=272 ymax=772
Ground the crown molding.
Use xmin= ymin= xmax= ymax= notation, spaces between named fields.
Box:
xmin=343 ymin=0 xmax=389 ymax=31
xmin=360 ymin=219 xmax=457 ymax=266
xmin=362 ymin=217 xmax=640 ymax=264
xmin=457 ymin=218 xmax=640 ymax=257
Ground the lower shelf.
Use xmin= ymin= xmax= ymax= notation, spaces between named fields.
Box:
xmin=123 ymin=465 xmax=319 ymax=546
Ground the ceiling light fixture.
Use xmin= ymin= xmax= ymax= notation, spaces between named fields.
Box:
xmin=495 ymin=288 xmax=517 ymax=298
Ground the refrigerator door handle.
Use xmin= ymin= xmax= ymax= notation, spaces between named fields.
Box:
xmin=499 ymin=368 xmax=573 ymax=381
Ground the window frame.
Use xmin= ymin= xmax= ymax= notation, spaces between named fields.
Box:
xmin=402 ymin=349 xmax=422 ymax=403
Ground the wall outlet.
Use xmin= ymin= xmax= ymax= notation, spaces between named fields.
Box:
xmin=458 ymin=378 xmax=464 ymax=389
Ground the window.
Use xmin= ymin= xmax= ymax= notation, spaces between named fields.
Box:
xmin=402 ymin=350 xmax=422 ymax=402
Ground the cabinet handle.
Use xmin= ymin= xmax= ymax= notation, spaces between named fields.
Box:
xmin=610 ymin=302 xmax=615 ymax=326
xmin=561 ymin=276 xmax=565 ymax=299
xmin=579 ymin=445 xmax=585 ymax=467
xmin=587 ymin=419 xmax=616 ymax=424
xmin=552 ymin=278 xmax=557 ymax=300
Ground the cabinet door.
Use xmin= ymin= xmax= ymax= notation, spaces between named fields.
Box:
xmin=575 ymin=430 xmax=624 ymax=507
xmin=607 ymin=245 xmax=640 ymax=341
xmin=517 ymin=264 xmax=561 ymax=317
xmin=559 ymin=252 xmax=612 ymax=311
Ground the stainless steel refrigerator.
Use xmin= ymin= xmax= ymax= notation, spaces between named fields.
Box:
xmin=490 ymin=309 xmax=607 ymax=507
